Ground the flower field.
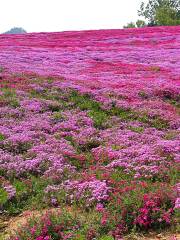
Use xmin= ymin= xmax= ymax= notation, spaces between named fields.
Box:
xmin=0 ymin=26 xmax=180 ymax=239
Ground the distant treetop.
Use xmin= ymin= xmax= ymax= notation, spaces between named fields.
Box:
xmin=124 ymin=0 xmax=180 ymax=29
xmin=138 ymin=0 xmax=180 ymax=26
xmin=3 ymin=27 xmax=27 ymax=34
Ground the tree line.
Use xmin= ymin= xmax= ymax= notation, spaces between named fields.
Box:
xmin=124 ymin=0 xmax=180 ymax=28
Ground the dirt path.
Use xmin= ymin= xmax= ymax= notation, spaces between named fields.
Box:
xmin=0 ymin=208 xmax=61 ymax=239
xmin=124 ymin=233 xmax=180 ymax=240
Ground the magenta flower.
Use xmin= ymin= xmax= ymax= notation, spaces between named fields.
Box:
xmin=174 ymin=198 xmax=180 ymax=209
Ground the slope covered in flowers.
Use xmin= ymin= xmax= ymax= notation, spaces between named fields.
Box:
xmin=0 ymin=26 xmax=180 ymax=239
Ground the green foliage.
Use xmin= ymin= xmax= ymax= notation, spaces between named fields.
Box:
xmin=128 ymin=126 xmax=144 ymax=133
xmin=155 ymin=5 xmax=180 ymax=25
xmin=67 ymin=91 xmax=170 ymax=130
xmin=2 ymin=176 xmax=50 ymax=215
xmin=13 ymin=179 xmax=29 ymax=199
xmin=167 ymin=165 xmax=179 ymax=185
xmin=0 ymin=88 xmax=20 ymax=108
xmin=0 ymin=133 xmax=5 ymax=141
xmin=124 ymin=22 xmax=136 ymax=28
xmin=124 ymin=20 xmax=146 ymax=28
xmin=150 ymin=116 xmax=169 ymax=130
xmin=69 ymin=91 xmax=101 ymax=111
xmin=99 ymin=236 xmax=114 ymax=240
xmin=138 ymin=0 xmax=180 ymax=26
xmin=88 ymin=110 xmax=109 ymax=129
xmin=30 ymin=87 xmax=170 ymax=130
xmin=68 ymin=91 xmax=109 ymax=129
xmin=136 ymin=19 xmax=146 ymax=27
xmin=51 ymin=111 xmax=65 ymax=121
xmin=164 ymin=130 xmax=179 ymax=140
xmin=0 ymin=188 xmax=8 ymax=205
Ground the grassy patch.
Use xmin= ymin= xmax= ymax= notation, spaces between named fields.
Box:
xmin=0 ymin=188 xmax=8 ymax=206
xmin=0 ymin=133 xmax=5 ymax=141
xmin=128 ymin=126 xmax=144 ymax=133
xmin=1 ymin=176 xmax=51 ymax=215
xmin=0 ymin=88 xmax=20 ymax=108
xmin=30 ymin=86 xmax=171 ymax=130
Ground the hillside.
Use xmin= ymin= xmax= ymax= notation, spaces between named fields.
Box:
xmin=0 ymin=27 xmax=180 ymax=239
xmin=3 ymin=27 xmax=27 ymax=34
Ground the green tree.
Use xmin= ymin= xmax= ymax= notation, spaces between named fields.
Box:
xmin=155 ymin=5 xmax=180 ymax=25
xmin=123 ymin=20 xmax=146 ymax=29
xmin=136 ymin=19 xmax=146 ymax=27
xmin=138 ymin=0 xmax=180 ymax=26
xmin=123 ymin=22 xmax=136 ymax=28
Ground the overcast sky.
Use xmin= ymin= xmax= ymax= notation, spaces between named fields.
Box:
xmin=0 ymin=0 xmax=146 ymax=33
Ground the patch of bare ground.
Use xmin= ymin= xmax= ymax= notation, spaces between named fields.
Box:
xmin=0 ymin=208 xmax=61 ymax=239
xmin=124 ymin=232 xmax=180 ymax=240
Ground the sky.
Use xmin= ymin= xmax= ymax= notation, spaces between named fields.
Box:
xmin=0 ymin=0 xmax=146 ymax=33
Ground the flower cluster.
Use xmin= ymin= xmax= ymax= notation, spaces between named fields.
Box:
xmin=9 ymin=210 xmax=81 ymax=240
xmin=2 ymin=183 xmax=16 ymax=200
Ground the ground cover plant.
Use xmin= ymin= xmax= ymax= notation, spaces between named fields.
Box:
xmin=0 ymin=26 xmax=180 ymax=239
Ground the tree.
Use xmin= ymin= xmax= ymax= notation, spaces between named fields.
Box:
xmin=123 ymin=22 xmax=136 ymax=28
xmin=136 ymin=19 xmax=146 ymax=27
xmin=155 ymin=5 xmax=180 ymax=25
xmin=138 ymin=0 xmax=180 ymax=26
xmin=4 ymin=27 xmax=27 ymax=34
xmin=123 ymin=20 xmax=146 ymax=29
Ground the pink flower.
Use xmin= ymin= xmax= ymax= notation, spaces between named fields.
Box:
xmin=36 ymin=236 xmax=44 ymax=240
xmin=162 ymin=212 xmax=171 ymax=224
xmin=101 ymin=214 xmax=108 ymax=225
xmin=96 ymin=203 xmax=104 ymax=212
xmin=44 ymin=236 xmax=51 ymax=240
xmin=30 ymin=226 xmax=36 ymax=235
xmin=170 ymin=236 xmax=177 ymax=240
xmin=174 ymin=198 xmax=180 ymax=209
